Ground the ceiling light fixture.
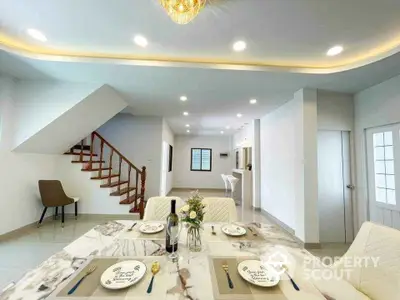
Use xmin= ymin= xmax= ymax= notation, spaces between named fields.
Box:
xmin=220 ymin=131 xmax=224 ymax=134
xmin=249 ymin=99 xmax=257 ymax=104
xmin=226 ymin=126 xmax=230 ymax=129
xmin=180 ymin=95 xmax=188 ymax=101
xmin=159 ymin=0 xmax=206 ymax=25
xmin=185 ymin=124 xmax=190 ymax=127
xmin=186 ymin=129 xmax=190 ymax=133
xmin=133 ymin=35 xmax=148 ymax=47
xmin=233 ymin=40 xmax=246 ymax=52
xmin=237 ymin=113 xmax=243 ymax=118
xmin=183 ymin=111 xmax=189 ymax=116
xmin=326 ymin=45 xmax=343 ymax=56
xmin=27 ymin=28 xmax=47 ymax=42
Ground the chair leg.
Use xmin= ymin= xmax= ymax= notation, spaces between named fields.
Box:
xmin=61 ymin=206 xmax=65 ymax=227
xmin=38 ymin=207 xmax=47 ymax=227
xmin=54 ymin=207 xmax=58 ymax=220
xmin=75 ymin=202 xmax=78 ymax=220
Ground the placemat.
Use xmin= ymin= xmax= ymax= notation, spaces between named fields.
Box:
xmin=209 ymin=257 xmax=288 ymax=300
xmin=55 ymin=257 xmax=171 ymax=299
xmin=203 ymin=224 xmax=266 ymax=242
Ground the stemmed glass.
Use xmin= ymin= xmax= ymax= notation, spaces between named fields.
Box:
xmin=166 ymin=218 xmax=182 ymax=262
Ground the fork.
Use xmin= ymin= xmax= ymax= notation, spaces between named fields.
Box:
xmin=222 ymin=263 xmax=234 ymax=289
xmin=68 ymin=265 xmax=97 ymax=295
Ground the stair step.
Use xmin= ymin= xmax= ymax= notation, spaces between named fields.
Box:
xmin=72 ymin=160 xmax=105 ymax=163
xmin=72 ymin=145 xmax=91 ymax=151
xmin=91 ymin=174 xmax=120 ymax=180
xmin=121 ymin=194 xmax=144 ymax=205
xmin=100 ymin=181 xmax=128 ymax=188
xmin=110 ymin=187 xmax=136 ymax=197
xmin=81 ymin=167 xmax=112 ymax=171
xmin=64 ymin=152 xmax=98 ymax=157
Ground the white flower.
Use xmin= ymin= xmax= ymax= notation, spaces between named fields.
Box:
xmin=189 ymin=211 xmax=197 ymax=219
xmin=181 ymin=205 xmax=190 ymax=212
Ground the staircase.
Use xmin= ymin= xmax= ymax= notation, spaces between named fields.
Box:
xmin=64 ymin=131 xmax=147 ymax=218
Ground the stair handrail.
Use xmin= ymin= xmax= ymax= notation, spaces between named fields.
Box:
xmin=91 ymin=131 xmax=143 ymax=174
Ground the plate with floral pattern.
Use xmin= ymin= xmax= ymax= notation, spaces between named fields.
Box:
xmin=139 ymin=222 xmax=165 ymax=234
xmin=100 ymin=260 xmax=147 ymax=290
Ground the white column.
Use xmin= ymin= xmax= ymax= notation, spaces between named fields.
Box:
xmin=252 ymin=119 xmax=261 ymax=208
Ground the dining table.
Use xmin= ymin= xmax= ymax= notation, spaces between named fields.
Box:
xmin=0 ymin=220 xmax=333 ymax=300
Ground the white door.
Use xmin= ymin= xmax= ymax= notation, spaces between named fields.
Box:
xmin=366 ymin=125 xmax=400 ymax=229
xmin=318 ymin=131 xmax=354 ymax=243
xmin=160 ymin=141 xmax=169 ymax=196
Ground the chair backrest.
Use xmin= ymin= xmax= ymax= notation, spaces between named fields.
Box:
xmin=334 ymin=222 xmax=400 ymax=300
xmin=143 ymin=197 xmax=184 ymax=221
xmin=221 ymin=174 xmax=229 ymax=189
xmin=202 ymin=197 xmax=237 ymax=222
xmin=38 ymin=180 xmax=74 ymax=207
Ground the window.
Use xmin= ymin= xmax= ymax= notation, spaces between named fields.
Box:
xmin=191 ymin=148 xmax=212 ymax=171
xmin=373 ymin=131 xmax=396 ymax=205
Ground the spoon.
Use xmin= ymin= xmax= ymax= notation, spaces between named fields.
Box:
xmin=68 ymin=265 xmax=97 ymax=295
xmin=283 ymin=265 xmax=299 ymax=291
xmin=146 ymin=261 xmax=160 ymax=293
xmin=128 ymin=222 xmax=137 ymax=232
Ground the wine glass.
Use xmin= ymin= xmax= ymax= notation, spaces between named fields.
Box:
xmin=166 ymin=218 xmax=182 ymax=262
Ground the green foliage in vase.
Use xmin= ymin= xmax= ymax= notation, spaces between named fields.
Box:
xmin=179 ymin=190 xmax=206 ymax=227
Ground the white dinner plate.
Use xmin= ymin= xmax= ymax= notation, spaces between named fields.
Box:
xmin=100 ymin=260 xmax=147 ymax=290
xmin=221 ymin=224 xmax=246 ymax=236
xmin=237 ymin=260 xmax=280 ymax=287
xmin=139 ymin=222 xmax=165 ymax=234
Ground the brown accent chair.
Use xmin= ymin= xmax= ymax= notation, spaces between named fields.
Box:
xmin=38 ymin=180 xmax=79 ymax=227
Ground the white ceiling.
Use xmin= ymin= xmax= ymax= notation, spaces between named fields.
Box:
xmin=1 ymin=0 xmax=400 ymax=70
xmin=2 ymin=50 xmax=400 ymax=135
xmin=1 ymin=0 xmax=400 ymax=135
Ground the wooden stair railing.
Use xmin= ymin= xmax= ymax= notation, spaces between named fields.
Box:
xmin=70 ymin=131 xmax=147 ymax=218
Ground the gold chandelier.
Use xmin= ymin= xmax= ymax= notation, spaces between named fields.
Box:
xmin=160 ymin=0 xmax=206 ymax=25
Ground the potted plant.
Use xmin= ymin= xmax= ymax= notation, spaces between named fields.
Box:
xmin=179 ymin=191 xmax=206 ymax=252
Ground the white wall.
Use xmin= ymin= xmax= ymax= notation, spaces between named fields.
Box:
xmin=97 ymin=114 xmax=163 ymax=199
xmin=260 ymin=89 xmax=319 ymax=243
xmin=0 ymin=76 xmax=60 ymax=235
xmin=173 ymin=135 xmax=232 ymax=189
xmin=354 ymin=74 xmax=400 ymax=227
xmin=162 ymin=119 xmax=174 ymax=195
xmin=317 ymin=90 xmax=354 ymax=131
xmin=13 ymin=81 xmax=100 ymax=149
xmin=14 ymin=84 xmax=127 ymax=154
xmin=233 ymin=123 xmax=254 ymax=148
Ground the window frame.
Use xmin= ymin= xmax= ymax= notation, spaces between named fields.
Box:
xmin=190 ymin=148 xmax=212 ymax=172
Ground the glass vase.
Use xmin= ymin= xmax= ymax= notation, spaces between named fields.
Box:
xmin=187 ymin=225 xmax=202 ymax=252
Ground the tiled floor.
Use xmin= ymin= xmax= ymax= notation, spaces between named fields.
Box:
xmin=0 ymin=189 xmax=350 ymax=290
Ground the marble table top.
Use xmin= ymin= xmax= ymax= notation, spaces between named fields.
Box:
xmin=0 ymin=221 xmax=328 ymax=300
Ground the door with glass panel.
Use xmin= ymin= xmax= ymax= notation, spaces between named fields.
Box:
xmin=366 ymin=125 xmax=400 ymax=229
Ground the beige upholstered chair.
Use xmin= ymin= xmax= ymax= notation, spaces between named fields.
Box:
xmin=143 ymin=197 xmax=184 ymax=221
xmin=331 ymin=222 xmax=400 ymax=300
xmin=38 ymin=180 xmax=79 ymax=227
xmin=202 ymin=197 xmax=237 ymax=223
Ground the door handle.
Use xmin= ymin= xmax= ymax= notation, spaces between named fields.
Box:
xmin=346 ymin=184 xmax=355 ymax=190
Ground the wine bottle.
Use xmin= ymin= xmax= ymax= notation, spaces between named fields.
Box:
xmin=166 ymin=199 xmax=179 ymax=253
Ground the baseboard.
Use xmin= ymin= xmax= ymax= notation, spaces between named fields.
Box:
xmin=253 ymin=207 xmax=261 ymax=212
xmin=260 ymin=209 xmax=321 ymax=249
xmin=261 ymin=209 xmax=295 ymax=235
xmin=0 ymin=216 xmax=53 ymax=241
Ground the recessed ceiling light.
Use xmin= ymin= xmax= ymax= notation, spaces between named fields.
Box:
xmin=133 ymin=35 xmax=148 ymax=47
xmin=226 ymin=126 xmax=230 ymax=129
xmin=183 ymin=112 xmax=189 ymax=116
xmin=249 ymin=99 xmax=257 ymax=104
xmin=326 ymin=45 xmax=343 ymax=56
xmin=27 ymin=28 xmax=47 ymax=42
xmin=186 ymin=130 xmax=190 ymax=133
xmin=185 ymin=124 xmax=190 ymax=127
xmin=233 ymin=40 xmax=246 ymax=52
xmin=220 ymin=131 xmax=224 ymax=134
xmin=237 ymin=113 xmax=243 ymax=118
xmin=180 ymin=96 xmax=187 ymax=101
